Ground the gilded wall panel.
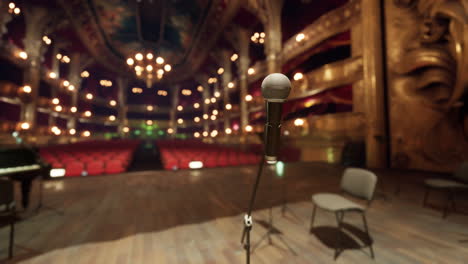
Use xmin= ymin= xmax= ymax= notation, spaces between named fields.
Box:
xmin=385 ymin=0 xmax=468 ymax=172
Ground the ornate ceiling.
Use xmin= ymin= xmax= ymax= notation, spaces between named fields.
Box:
xmin=57 ymin=0 xmax=239 ymax=81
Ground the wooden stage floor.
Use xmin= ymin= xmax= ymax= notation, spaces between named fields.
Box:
xmin=1 ymin=162 xmax=468 ymax=263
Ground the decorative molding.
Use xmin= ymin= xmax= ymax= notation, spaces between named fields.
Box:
xmin=289 ymin=56 xmax=362 ymax=100
xmin=282 ymin=0 xmax=361 ymax=63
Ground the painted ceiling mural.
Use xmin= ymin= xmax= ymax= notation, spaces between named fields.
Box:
xmin=90 ymin=0 xmax=211 ymax=65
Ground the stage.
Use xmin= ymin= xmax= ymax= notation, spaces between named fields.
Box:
xmin=1 ymin=162 xmax=467 ymax=263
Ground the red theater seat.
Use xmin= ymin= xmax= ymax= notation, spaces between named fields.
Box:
xmin=87 ymin=161 xmax=104 ymax=176
xmin=65 ymin=162 xmax=84 ymax=177
xmin=105 ymin=160 xmax=125 ymax=174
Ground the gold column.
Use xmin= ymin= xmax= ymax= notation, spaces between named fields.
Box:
xmin=361 ymin=0 xmax=388 ymax=168
xmin=170 ymin=84 xmax=180 ymax=136
xmin=263 ymin=0 xmax=284 ymax=74
xmin=237 ymin=28 xmax=250 ymax=134
xmin=21 ymin=6 xmax=49 ymax=130
xmin=117 ymin=77 xmax=128 ymax=137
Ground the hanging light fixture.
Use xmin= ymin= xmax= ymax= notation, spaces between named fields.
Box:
xmin=127 ymin=52 xmax=171 ymax=88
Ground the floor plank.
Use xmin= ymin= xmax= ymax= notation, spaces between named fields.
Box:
xmin=1 ymin=162 xmax=467 ymax=263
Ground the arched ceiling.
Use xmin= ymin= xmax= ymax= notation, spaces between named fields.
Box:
xmin=57 ymin=0 xmax=240 ymax=81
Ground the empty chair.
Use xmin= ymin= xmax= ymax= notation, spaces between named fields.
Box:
xmin=310 ymin=168 xmax=377 ymax=260
xmin=105 ymin=160 xmax=125 ymax=174
xmin=423 ymin=161 xmax=468 ymax=218
xmin=65 ymin=161 xmax=84 ymax=177
xmin=87 ymin=161 xmax=104 ymax=176
xmin=0 ymin=179 xmax=16 ymax=259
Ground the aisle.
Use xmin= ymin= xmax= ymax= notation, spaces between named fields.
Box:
xmin=128 ymin=141 xmax=163 ymax=171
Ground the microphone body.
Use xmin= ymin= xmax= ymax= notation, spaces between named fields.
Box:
xmin=264 ymin=102 xmax=283 ymax=164
xmin=261 ymin=73 xmax=291 ymax=164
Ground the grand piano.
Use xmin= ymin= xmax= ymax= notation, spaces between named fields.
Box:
xmin=0 ymin=147 xmax=51 ymax=209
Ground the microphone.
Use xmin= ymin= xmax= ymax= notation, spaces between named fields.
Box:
xmin=261 ymin=73 xmax=291 ymax=164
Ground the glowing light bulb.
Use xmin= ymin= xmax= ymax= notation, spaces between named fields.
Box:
xmin=197 ymin=85 xmax=204 ymax=92
xmin=164 ymin=64 xmax=171 ymax=72
xmin=248 ymin=68 xmax=255 ymax=75
xmin=55 ymin=105 xmax=62 ymax=112
xmin=194 ymin=117 xmax=200 ymax=122
xmin=203 ymin=131 xmax=209 ymax=137
xmin=204 ymin=98 xmax=210 ymax=104
xmin=193 ymin=103 xmax=200 ymax=109
xmin=109 ymin=115 xmax=116 ymax=121
xmin=109 ymin=100 xmax=117 ymax=106
xmin=245 ymin=95 xmax=253 ymax=102
xmin=147 ymin=105 xmax=154 ymax=111
xmin=245 ymin=125 xmax=253 ymax=132
xmin=146 ymin=53 xmax=154 ymax=60
xmin=69 ymin=128 xmax=76 ymax=135
xmin=294 ymin=118 xmax=305 ymax=127
xmin=20 ymin=122 xmax=30 ymax=130
xmin=123 ymin=127 xmax=130 ymax=133
xmin=22 ymin=85 xmax=32 ymax=94
xmin=177 ymin=118 xmax=183 ymax=124
xmin=135 ymin=53 xmax=143 ymax=61
xmin=211 ymin=97 xmax=216 ymax=103
xmin=293 ymin=72 xmax=304 ymax=81
xmin=214 ymin=91 xmax=220 ymax=98
xmin=70 ymin=107 xmax=77 ymax=113
xmin=18 ymin=51 xmax=27 ymax=60
xmin=296 ymin=33 xmax=306 ymax=42
xmin=194 ymin=132 xmax=200 ymax=138
xmin=146 ymin=120 xmax=153 ymax=125
xmin=68 ymin=85 xmax=75 ymax=91
xmin=167 ymin=128 xmax=174 ymax=134
xmin=217 ymin=67 xmax=224 ymax=75
xmin=177 ymin=105 xmax=183 ymax=111
xmin=225 ymin=128 xmax=232 ymax=134
xmin=83 ymin=131 xmax=91 ymax=137
xmin=156 ymin=57 xmax=164 ymax=64
xmin=225 ymin=104 xmax=232 ymax=110
xmin=86 ymin=93 xmax=93 ymax=100
xmin=228 ymin=82 xmax=235 ymax=89
xmin=231 ymin=53 xmax=238 ymax=61
xmin=203 ymin=114 xmax=209 ymax=120
xmin=49 ymin=72 xmax=57 ymax=79
xmin=146 ymin=65 xmax=153 ymax=72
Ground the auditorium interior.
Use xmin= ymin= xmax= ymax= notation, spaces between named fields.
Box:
xmin=0 ymin=0 xmax=468 ymax=263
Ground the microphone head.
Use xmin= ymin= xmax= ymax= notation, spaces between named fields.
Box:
xmin=261 ymin=73 xmax=291 ymax=103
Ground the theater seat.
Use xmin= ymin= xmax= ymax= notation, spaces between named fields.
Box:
xmin=65 ymin=162 xmax=84 ymax=177
xmin=87 ymin=161 xmax=104 ymax=176
xmin=105 ymin=160 xmax=125 ymax=174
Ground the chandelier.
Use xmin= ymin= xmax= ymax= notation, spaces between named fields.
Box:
xmin=126 ymin=52 xmax=172 ymax=88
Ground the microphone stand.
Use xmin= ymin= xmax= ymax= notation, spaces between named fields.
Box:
xmin=241 ymin=155 xmax=265 ymax=264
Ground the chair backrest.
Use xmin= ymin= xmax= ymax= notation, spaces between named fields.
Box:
xmin=454 ymin=161 xmax=468 ymax=183
xmin=340 ymin=168 xmax=378 ymax=201
xmin=0 ymin=179 xmax=14 ymax=206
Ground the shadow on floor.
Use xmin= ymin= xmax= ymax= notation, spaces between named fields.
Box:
xmin=311 ymin=223 xmax=373 ymax=258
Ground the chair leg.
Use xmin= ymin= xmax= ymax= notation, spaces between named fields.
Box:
xmin=9 ymin=212 xmax=15 ymax=259
xmin=423 ymin=187 xmax=430 ymax=207
xmin=450 ymin=191 xmax=457 ymax=213
xmin=310 ymin=205 xmax=317 ymax=233
xmin=362 ymin=213 xmax=375 ymax=259
xmin=334 ymin=211 xmax=344 ymax=260
xmin=443 ymin=191 xmax=451 ymax=218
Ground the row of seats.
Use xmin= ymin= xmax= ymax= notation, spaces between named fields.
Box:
xmin=40 ymin=139 xmax=140 ymax=177
xmin=157 ymin=140 xmax=262 ymax=170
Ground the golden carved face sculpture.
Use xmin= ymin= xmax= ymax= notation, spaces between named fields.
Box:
xmin=389 ymin=0 xmax=468 ymax=167
xmin=393 ymin=0 xmax=468 ymax=110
